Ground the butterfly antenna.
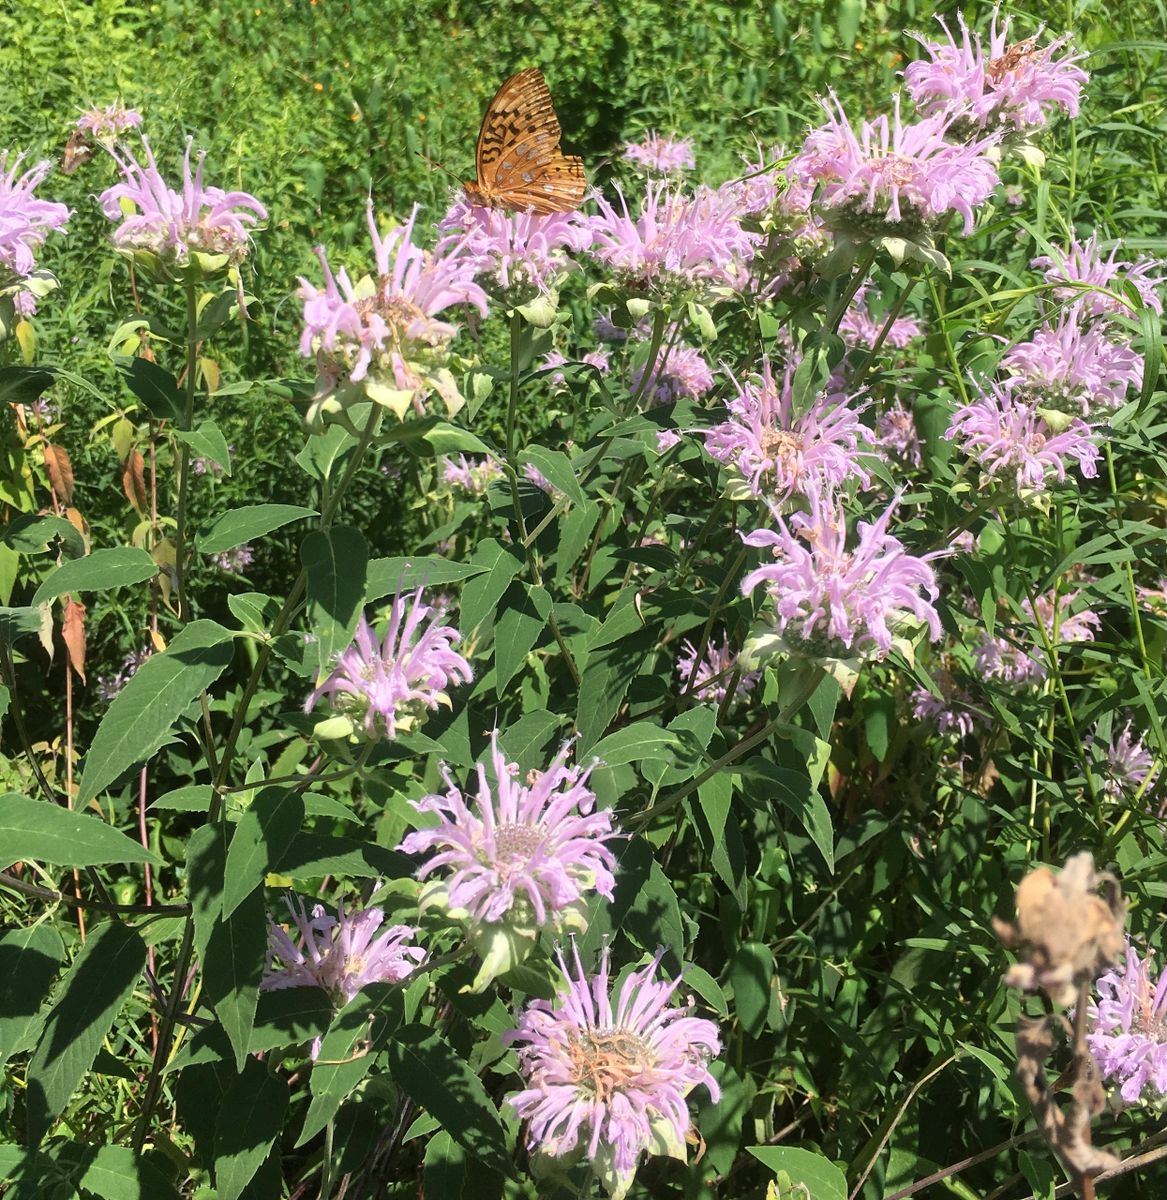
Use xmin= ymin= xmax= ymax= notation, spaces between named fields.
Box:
xmin=415 ymin=151 xmax=463 ymax=186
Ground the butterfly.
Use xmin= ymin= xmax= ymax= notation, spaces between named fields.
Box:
xmin=463 ymin=68 xmax=586 ymax=215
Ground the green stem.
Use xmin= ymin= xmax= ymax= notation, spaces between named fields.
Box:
xmin=849 ymin=277 xmax=919 ymax=394
xmin=173 ymin=281 xmax=200 ymax=622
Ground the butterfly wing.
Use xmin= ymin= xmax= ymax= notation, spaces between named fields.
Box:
xmin=472 ymin=68 xmax=585 ymax=214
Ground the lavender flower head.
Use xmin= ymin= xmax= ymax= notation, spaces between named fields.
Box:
xmin=0 ymin=153 xmax=71 ymax=318
xmin=630 ymin=343 xmax=714 ymax=404
xmin=945 ymin=382 xmax=1100 ymax=496
xmin=911 ymin=668 xmax=980 ymax=738
xmin=438 ymin=195 xmax=591 ymax=307
xmin=975 ymin=587 xmax=1100 ymax=685
xmin=741 ymin=488 xmax=943 ymax=681
xmin=95 ymin=644 xmax=152 ymax=703
xmin=210 ymin=543 xmax=254 ymax=574
xmin=703 ymin=356 xmax=871 ymax=502
xmin=541 ymin=348 xmax=611 ymax=388
xmin=99 ymin=137 xmax=266 ymax=281
xmin=587 ymin=180 xmax=756 ymax=304
xmin=877 ymin=402 xmax=923 ymax=468
xmin=1033 ymin=233 xmax=1166 ymax=319
xmin=1089 ymin=945 xmax=1167 ymax=1104
xmin=786 ymin=92 xmax=999 ymax=267
xmin=440 ymin=453 xmax=502 ymax=495
xmin=304 ymin=589 xmax=472 ymax=741
xmin=1002 ymin=311 xmax=1143 ymax=417
xmin=904 ymin=9 xmax=1088 ymax=137
xmin=398 ymin=733 xmax=619 ymax=989
xmin=676 ymin=633 xmax=760 ymax=707
xmin=1093 ymin=721 xmax=1158 ymax=801
xmin=505 ymin=945 xmax=721 ymax=1199
xmin=623 ymin=131 xmax=696 ymax=174
xmin=76 ymin=103 xmax=143 ymax=141
xmin=262 ymin=896 xmax=423 ymax=1007
xmin=298 ymin=201 xmax=487 ymax=426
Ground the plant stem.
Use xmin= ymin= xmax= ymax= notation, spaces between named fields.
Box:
xmin=173 ymin=280 xmax=200 ymax=622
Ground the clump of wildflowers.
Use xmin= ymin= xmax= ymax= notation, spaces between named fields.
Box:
xmin=975 ymin=587 xmax=1100 ymax=686
xmin=505 ymin=945 xmax=720 ymax=1200
xmin=1092 ymin=721 xmax=1159 ymax=802
xmin=210 ymin=544 xmax=254 ymax=575
xmin=741 ymin=489 xmax=942 ymax=690
xmin=1089 ymin=945 xmax=1167 ymax=1104
xmin=1033 ymin=233 xmax=1166 ymax=319
xmin=1002 ymin=311 xmax=1143 ymax=417
xmin=298 ymin=201 xmax=487 ymax=427
xmin=304 ymin=588 xmax=472 ymax=741
xmin=787 ymin=92 xmax=999 ymax=269
xmin=839 ymin=285 xmax=923 ymax=350
xmin=94 ymin=644 xmax=152 ymax=703
xmin=905 ymin=9 xmax=1088 ymax=140
xmin=262 ymin=897 xmax=423 ymax=1009
xmin=541 ymin=348 xmax=611 ymax=388
xmin=0 ymin=152 xmax=70 ymax=320
xmin=398 ymin=734 xmax=619 ymax=990
xmin=877 ymin=402 xmax=923 ymax=468
xmin=946 ymin=382 xmax=1100 ymax=496
xmin=630 ymin=343 xmax=714 ymax=403
xmin=99 ymin=137 xmax=266 ymax=282
xmin=676 ymin=633 xmax=759 ymax=706
xmin=623 ymin=132 xmax=696 ymax=174
xmin=911 ymin=667 xmax=980 ymax=738
xmin=704 ymin=356 xmax=870 ymax=502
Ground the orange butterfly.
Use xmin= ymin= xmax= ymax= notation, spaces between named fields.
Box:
xmin=463 ymin=68 xmax=586 ymax=215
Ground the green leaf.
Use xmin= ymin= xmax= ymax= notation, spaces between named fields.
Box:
xmin=26 ymin=922 xmax=147 ymax=1145
xmin=0 ymin=607 xmax=45 ymax=649
xmin=591 ymin=722 xmax=681 ymax=768
xmin=624 ymin=858 xmax=685 ymax=957
xmin=63 ymin=1144 xmax=181 ymax=1200
xmin=0 ymin=925 xmax=65 ymax=1067
xmin=498 ymin=710 xmax=562 ymax=774
xmin=202 ymin=884 xmax=266 ymax=1071
xmin=384 ymin=1025 xmax=511 ymax=1174
xmin=0 ymin=365 xmax=55 ymax=405
xmin=116 ymin=357 xmax=184 ymax=424
xmin=78 ymin=621 xmax=235 ymax=803
xmin=366 ymin=556 xmax=486 ymax=600
xmin=250 ymin=988 xmax=333 ymax=1052
xmin=32 ymin=547 xmax=157 ymax=606
xmin=275 ymin=834 xmax=410 ymax=881
xmin=730 ymin=942 xmax=774 ymax=1038
xmin=493 ymin=581 xmax=551 ymax=695
xmin=746 ymin=1146 xmax=847 ymax=1200
xmin=150 ymin=785 xmax=213 ymax=812
xmin=201 ymin=504 xmax=317 ymax=554
xmin=187 ymin=824 xmax=227 ymax=967
xmin=576 ymin=626 xmax=656 ymax=752
xmin=0 ymin=793 xmax=160 ymax=870
xmin=458 ymin=538 xmax=523 ymax=635
xmin=213 ymin=1059 xmax=288 ymax=1200
xmin=298 ymin=984 xmax=404 ymax=1145
xmin=2 ymin=513 xmax=85 ymax=560
xmin=302 ymin=525 xmax=368 ymax=681
xmin=222 ymin=787 xmax=305 ymax=919
xmin=518 ymin=446 xmax=585 ymax=505
xmin=740 ymin=757 xmax=834 ymax=874
xmin=424 ymin=1131 xmax=502 ymax=1200
xmin=294 ymin=422 xmax=355 ymax=482
xmin=176 ymin=420 xmax=231 ymax=476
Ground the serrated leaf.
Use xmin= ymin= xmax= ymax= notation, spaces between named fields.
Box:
xmin=0 ymin=793 xmax=160 ymax=870
xmin=624 ymin=857 xmax=684 ymax=957
xmin=458 ymin=539 xmax=523 ymax=635
xmin=746 ymin=1146 xmax=846 ymax=1200
xmin=222 ymin=787 xmax=304 ymax=919
xmin=275 ymin=834 xmax=411 ymax=881
xmin=518 ymin=446 xmax=585 ymax=505
xmin=493 ymin=581 xmax=551 ymax=695
xmin=498 ymin=710 xmax=561 ymax=774
xmin=26 ymin=922 xmax=146 ymax=1145
xmin=78 ymin=621 xmax=235 ymax=803
xmin=176 ymin=420 xmax=232 ymax=475
xmin=424 ymin=1131 xmax=502 ymax=1200
xmin=302 ymin=525 xmax=367 ymax=681
xmin=740 ymin=757 xmax=834 ymax=874
xmin=202 ymin=884 xmax=266 ymax=1071
xmin=0 ymin=925 xmax=65 ymax=1067
xmin=384 ymin=1025 xmax=511 ymax=1174
xmin=1 ymin=513 xmax=85 ymax=559
xmin=201 ymin=505 xmax=317 ymax=554
xmin=298 ymin=984 xmax=404 ymax=1145
xmin=32 ymin=547 xmax=157 ymax=606
xmin=250 ymin=988 xmax=333 ymax=1052
xmin=366 ymin=556 xmax=486 ymax=601
xmin=730 ymin=942 xmax=774 ymax=1038
xmin=591 ymin=722 xmax=680 ymax=768
xmin=61 ymin=1143 xmax=181 ymax=1200
xmin=213 ymin=1059 xmax=288 ymax=1200
xmin=117 ymin=357 xmax=184 ymax=425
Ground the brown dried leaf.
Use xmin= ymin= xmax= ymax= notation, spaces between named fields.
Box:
xmin=62 ymin=597 xmax=86 ymax=683
xmin=43 ymin=443 xmax=74 ymax=505
xmin=121 ymin=450 xmax=148 ymax=515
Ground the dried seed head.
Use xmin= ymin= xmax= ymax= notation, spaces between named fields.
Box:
xmin=993 ymin=852 xmax=1125 ymax=1006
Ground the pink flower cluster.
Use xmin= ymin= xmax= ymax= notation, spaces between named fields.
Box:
xmin=974 ymin=588 xmax=1100 ymax=685
xmin=623 ymin=131 xmax=696 ymax=174
xmin=76 ymin=102 xmax=143 ymax=140
xmin=1034 ymin=233 xmax=1166 ymax=319
xmin=905 ymin=9 xmax=1088 ymax=135
xmin=440 ymin=453 xmax=503 ymax=495
xmin=0 ymin=152 xmax=70 ymax=313
xmin=741 ymin=490 xmax=943 ymax=662
xmin=1089 ymin=945 xmax=1167 ymax=1104
xmin=676 ymin=633 xmax=759 ymax=706
xmin=630 ymin=343 xmax=714 ymax=403
xmin=99 ymin=137 xmax=266 ymax=272
xmin=304 ymin=588 xmax=472 ymax=740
